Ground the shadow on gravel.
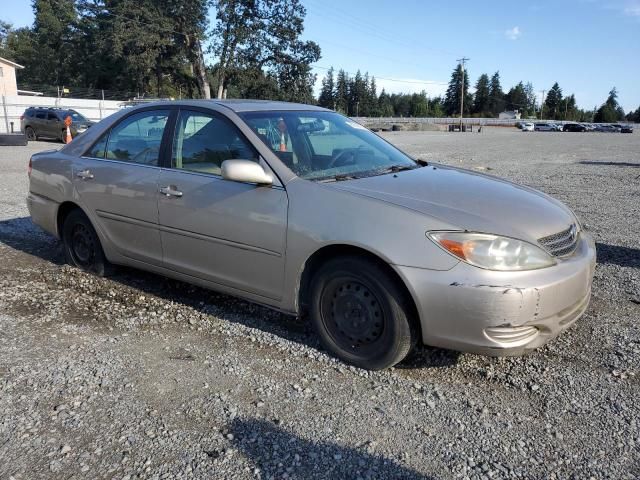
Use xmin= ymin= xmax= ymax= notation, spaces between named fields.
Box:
xmin=577 ymin=161 xmax=639 ymax=167
xmin=0 ymin=216 xmax=64 ymax=264
xmin=0 ymin=216 xmax=458 ymax=369
xmin=596 ymin=242 xmax=640 ymax=268
xmin=397 ymin=345 xmax=460 ymax=369
xmin=228 ymin=418 xmax=431 ymax=480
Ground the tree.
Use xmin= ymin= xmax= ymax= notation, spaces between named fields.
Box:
xmin=594 ymin=87 xmax=625 ymax=122
xmin=626 ymin=106 xmax=640 ymax=123
xmin=488 ymin=71 xmax=505 ymax=116
xmin=524 ymin=82 xmax=537 ymax=117
xmin=409 ymin=91 xmax=429 ymax=117
xmin=378 ymin=89 xmax=393 ymax=117
xmin=334 ymin=69 xmax=349 ymax=113
xmin=544 ymin=82 xmax=563 ymax=119
xmin=472 ymin=74 xmax=490 ymax=116
xmin=348 ymin=70 xmax=367 ymax=116
xmin=505 ymin=82 xmax=528 ymax=115
xmin=211 ymin=0 xmax=321 ymax=100
xmin=318 ymin=67 xmax=335 ymax=109
xmin=443 ymin=63 xmax=471 ymax=116
xmin=367 ymin=76 xmax=378 ymax=116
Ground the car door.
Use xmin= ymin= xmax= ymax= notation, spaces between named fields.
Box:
xmin=157 ymin=108 xmax=288 ymax=301
xmin=72 ymin=108 xmax=172 ymax=266
xmin=47 ymin=112 xmax=62 ymax=139
xmin=33 ymin=110 xmax=47 ymax=136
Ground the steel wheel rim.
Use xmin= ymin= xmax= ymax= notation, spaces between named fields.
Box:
xmin=26 ymin=128 xmax=35 ymax=140
xmin=71 ymin=224 xmax=95 ymax=266
xmin=320 ymin=276 xmax=385 ymax=353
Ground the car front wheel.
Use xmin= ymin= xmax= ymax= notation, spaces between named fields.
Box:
xmin=309 ymin=256 xmax=417 ymax=370
xmin=25 ymin=127 xmax=36 ymax=141
xmin=62 ymin=209 xmax=112 ymax=276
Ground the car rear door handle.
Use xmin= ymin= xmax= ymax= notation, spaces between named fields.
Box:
xmin=76 ymin=169 xmax=94 ymax=180
xmin=159 ymin=185 xmax=183 ymax=198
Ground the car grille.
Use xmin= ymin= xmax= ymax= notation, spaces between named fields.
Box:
xmin=538 ymin=224 xmax=579 ymax=257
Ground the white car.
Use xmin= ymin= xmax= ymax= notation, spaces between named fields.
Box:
xmin=522 ymin=122 xmax=534 ymax=131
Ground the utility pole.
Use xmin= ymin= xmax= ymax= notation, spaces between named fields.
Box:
xmin=457 ymin=57 xmax=469 ymax=129
xmin=539 ymin=90 xmax=546 ymax=120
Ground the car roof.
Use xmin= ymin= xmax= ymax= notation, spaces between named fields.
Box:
xmin=124 ymin=99 xmax=331 ymax=113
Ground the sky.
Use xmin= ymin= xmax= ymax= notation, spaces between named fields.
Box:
xmin=2 ymin=0 xmax=639 ymax=111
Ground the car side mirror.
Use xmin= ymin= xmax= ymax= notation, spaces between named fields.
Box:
xmin=221 ymin=159 xmax=273 ymax=185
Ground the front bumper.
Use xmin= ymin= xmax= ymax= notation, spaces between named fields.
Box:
xmin=395 ymin=232 xmax=596 ymax=355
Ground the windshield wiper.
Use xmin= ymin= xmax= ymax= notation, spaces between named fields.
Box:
xmin=316 ymin=173 xmax=359 ymax=183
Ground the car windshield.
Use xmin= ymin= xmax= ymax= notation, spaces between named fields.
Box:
xmin=240 ymin=111 xmax=418 ymax=181
xmin=62 ymin=110 xmax=88 ymax=122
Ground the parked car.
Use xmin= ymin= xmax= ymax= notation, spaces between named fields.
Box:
xmin=563 ymin=123 xmax=586 ymax=132
xmin=534 ymin=122 xmax=556 ymax=131
xmin=21 ymin=107 xmax=94 ymax=142
xmin=550 ymin=123 xmax=563 ymax=132
xmin=612 ymin=124 xmax=634 ymax=133
xmin=594 ymin=124 xmax=619 ymax=133
xmin=27 ymin=100 xmax=596 ymax=370
xmin=521 ymin=122 xmax=535 ymax=131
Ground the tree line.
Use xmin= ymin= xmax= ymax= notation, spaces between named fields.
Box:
xmin=1 ymin=1 xmax=638 ymax=121
xmin=0 ymin=0 xmax=320 ymax=103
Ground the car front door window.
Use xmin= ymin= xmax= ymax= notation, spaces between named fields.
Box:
xmin=172 ymin=110 xmax=258 ymax=175
xmin=105 ymin=110 xmax=170 ymax=166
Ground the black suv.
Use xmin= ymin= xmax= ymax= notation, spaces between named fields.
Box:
xmin=562 ymin=123 xmax=586 ymax=132
xmin=21 ymin=107 xmax=94 ymax=142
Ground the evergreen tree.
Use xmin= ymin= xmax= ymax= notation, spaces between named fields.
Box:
xmin=472 ymin=74 xmax=490 ymax=116
xmin=334 ymin=69 xmax=349 ymax=114
xmin=505 ymin=82 xmax=527 ymax=115
xmin=367 ymin=76 xmax=379 ymax=116
xmin=594 ymin=87 xmax=625 ymax=122
xmin=626 ymin=106 xmax=640 ymax=123
xmin=544 ymin=82 xmax=563 ymax=119
xmin=378 ymin=88 xmax=393 ymax=117
xmin=488 ymin=71 xmax=505 ymax=116
xmin=348 ymin=70 xmax=366 ymax=116
xmin=317 ymin=67 xmax=335 ymax=109
xmin=443 ymin=63 xmax=471 ymax=116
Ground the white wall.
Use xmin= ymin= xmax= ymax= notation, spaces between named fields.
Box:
xmin=0 ymin=95 xmax=123 ymax=133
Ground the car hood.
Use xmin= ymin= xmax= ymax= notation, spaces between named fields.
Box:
xmin=327 ymin=164 xmax=577 ymax=244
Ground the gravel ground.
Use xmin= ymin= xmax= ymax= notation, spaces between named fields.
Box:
xmin=0 ymin=129 xmax=639 ymax=479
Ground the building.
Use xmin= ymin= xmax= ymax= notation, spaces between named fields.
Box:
xmin=0 ymin=57 xmax=24 ymax=96
xmin=498 ymin=110 xmax=521 ymax=120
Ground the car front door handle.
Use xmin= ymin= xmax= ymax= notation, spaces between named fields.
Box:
xmin=76 ymin=169 xmax=94 ymax=180
xmin=159 ymin=185 xmax=183 ymax=198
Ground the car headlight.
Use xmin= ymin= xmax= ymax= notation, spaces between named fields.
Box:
xmin=428 ymin=232 xmax=556 ymax=271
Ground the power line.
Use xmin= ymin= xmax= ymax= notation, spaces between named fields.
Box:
xmin=312 ymin=65 xmax=448 ymax=87
xmin=303 ymin=0 xmax=461 ymax=57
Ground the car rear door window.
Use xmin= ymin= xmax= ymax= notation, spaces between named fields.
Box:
xmin=104 ymin=110 xmax=170 ymax=166
xmin=35 ymin=112 xmax=46 ymax=120
xmin=171 ymin=110 xmax=257 ymax=176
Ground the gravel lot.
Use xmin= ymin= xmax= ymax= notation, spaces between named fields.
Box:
xmin=1 ymin=129 xmax=638 ymax=479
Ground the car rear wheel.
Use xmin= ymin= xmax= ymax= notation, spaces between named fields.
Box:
xmin=309 ymin=256 xmax=417 ymax=370
xmin=25 ymin=127 xmax=36 ymax=141
xmin=62 ymin=209 xmax=112 ymax=276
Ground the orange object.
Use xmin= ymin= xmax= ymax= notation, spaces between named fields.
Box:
xmin=439 ymin=239 xmax=467 ymax=259
xmin=279 ymin=132 xmax=286 ymax=152
xmin=64 ymin=116 xmax=73 ymax=144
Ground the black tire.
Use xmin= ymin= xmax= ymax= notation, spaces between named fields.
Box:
xmin=62 ymin=209 xmax=112 ymax=276
xmin=309 ymin=256 xmax=417 ymax=370
xmin=25 ymin=126 xmax=36 ymax=141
